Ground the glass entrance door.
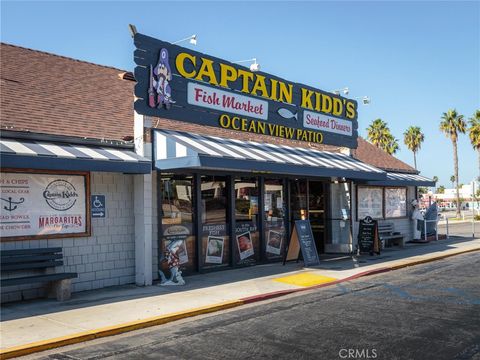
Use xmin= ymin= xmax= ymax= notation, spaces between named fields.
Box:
xmin=160 ymin=175 xmax=196 ymax=274
xmin=308 ymin=181 xmax=326 ymax=254
xmin=234 ymin=177 xmax=260 ymax=266
xmin=264 ymin=179 xmax=286 ymax=260
xmin=290 ymin=179 xmax=308 ymax=223
xmin=289 ymin=179 xmax=326 ymax=254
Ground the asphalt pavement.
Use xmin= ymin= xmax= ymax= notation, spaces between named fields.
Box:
xmin=20 ymin=252 xmax=480 ymax=360
xmin=438 ymin=221 xmax=478 ymax=238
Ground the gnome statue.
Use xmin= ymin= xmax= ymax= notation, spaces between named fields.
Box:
xmin=411 ymin=199 xmax=424 ymax=240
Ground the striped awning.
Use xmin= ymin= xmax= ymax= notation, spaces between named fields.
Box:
xmin=0 ymin=138 xmax=151 ymax=174
xmin=153 ymin=130 xmax=386 ymax=180
xmin=366 ymin=172 xmax=435 ymax=187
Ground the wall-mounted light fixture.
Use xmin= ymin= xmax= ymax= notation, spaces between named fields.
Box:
xmin=331 ymin=87 xmax=370 ymax=105
xmin=233 ymin=58 xmax=260 ymax=72
xmin=173 ymin=35 xmax=197 ymax=45
xmin=332 ymin=87 xmax=349 ymax=96
xmin=361 ymin=96 xmax=371 ymax=105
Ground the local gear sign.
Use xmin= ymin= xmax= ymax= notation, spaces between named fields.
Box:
xmin=0 ymin=172 xmax=88 ymax=239
xmin=133 ymin=33 xmax=358 ymax=148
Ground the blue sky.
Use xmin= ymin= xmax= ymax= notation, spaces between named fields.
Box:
xmin=1 ymin=1 xmax=479 ymax=187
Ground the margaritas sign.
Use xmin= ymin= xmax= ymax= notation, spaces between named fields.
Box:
xmin=134 ymin=33 xmax=358 ymax=148
xmin=0 ymin=172 xmax=89 ymax=240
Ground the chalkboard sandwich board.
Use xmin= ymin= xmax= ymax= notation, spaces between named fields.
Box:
xmin=284 ymin=220 xmax=320 ymax=267
xmin=357 ymin=216 xmax=380 ymax=255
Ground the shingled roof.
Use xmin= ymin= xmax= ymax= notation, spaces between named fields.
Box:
xmin=1 ymin=43 xmax=417 ymax=174
xmin=1 ymin=43 xmax=134 ymax=142
xmin=352 ymin=137 xmax=416 ymax=174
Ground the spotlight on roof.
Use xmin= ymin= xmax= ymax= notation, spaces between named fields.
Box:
xmin=173 ymin=35 xmax=197 ymax=46
xmin=332 ymin=87 xmax=349 ymax=96
xmin=233 ymin=58 xmax=260 ymax=72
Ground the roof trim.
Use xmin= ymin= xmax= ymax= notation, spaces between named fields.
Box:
xmin=0 ymin=130 xmax=134 ymax=149
xmin=364 ymin=172 xmax=435 ymax=187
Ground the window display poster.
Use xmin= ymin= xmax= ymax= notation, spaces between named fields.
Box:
xmin=0 ymin=172 xmax=88 ymax=239
xmin=358 ymin=187 xmax=383 ymax=219
xmin=163 ymin=224 xmax=191 ymax=264
xmin=236 ymin=231 xmax=254 ymax=260
xmin=266 ymin=230 xmax=283 ymax=255
xmin=385 ymin=188 xmax=407 ymax=218
xmin=206 ymin=236 xmax=225 ymax=264
xmin=202 ymin=223 xmax=227 ymax=265
xmin=165 ymin=239 xmax=189 ymax=265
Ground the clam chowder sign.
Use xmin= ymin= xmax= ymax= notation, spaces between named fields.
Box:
xmin=134 ymin=33 xmax=359 ymax=148
xmin=0 ymin=172 xmax=88 ymax=240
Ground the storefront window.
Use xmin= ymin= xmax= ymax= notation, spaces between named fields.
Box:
xmin=290 ymin=179 xmax=308 ymax=221
xmin=160 ymin=175 xmax=196 ymax=273
xmin=264 ymin=179 xmax=285 ymax=260
xmin=201 ymin=176 xmax=230 ymax=269
xmin=235 ymin=177 xmax=260 ymax=265
xmin=385 ymin=187 xmax=407 ymax=218
xmin=309 ymin=181 xmax=326 ymax=253
xmin=357 ymin=186 xmax=383 ymax=219
xmin=329 ymin=182 xmax=351 ymax=248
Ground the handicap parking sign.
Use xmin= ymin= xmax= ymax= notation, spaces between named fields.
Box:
xmin=91 ymin=195 xmax=106 ymax=218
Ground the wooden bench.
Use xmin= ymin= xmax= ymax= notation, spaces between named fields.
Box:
xmin=378 ymin=223 xmax=404 ymax=248
xmin=1 ymin=248 xmax=77 ymax=301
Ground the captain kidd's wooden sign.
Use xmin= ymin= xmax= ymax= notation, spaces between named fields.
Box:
xmin=134 ymin=33 xmax=359 ymax=148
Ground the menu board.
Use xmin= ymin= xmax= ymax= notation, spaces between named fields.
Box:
xmin=357 ymin=216 xmax=380 ymax=254
xmin=285 ymin=220 xmax=320 ymax=267
xmin=0 ymin=172 xmax=89 ymax=240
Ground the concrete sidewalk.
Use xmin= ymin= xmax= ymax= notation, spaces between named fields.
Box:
xmin=1 ymin=237 xmax=479 ymax=359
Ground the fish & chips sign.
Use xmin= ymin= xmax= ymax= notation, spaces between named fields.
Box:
xmin=134 ymin=33 xmax=358 ymax=148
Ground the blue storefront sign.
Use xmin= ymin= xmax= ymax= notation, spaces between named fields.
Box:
xmin=91 ymin=195 xmax=106 ymax=218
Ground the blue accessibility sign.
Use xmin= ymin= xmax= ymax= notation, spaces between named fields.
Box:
xmin=91 ymin=195 xmax=106 ymax=218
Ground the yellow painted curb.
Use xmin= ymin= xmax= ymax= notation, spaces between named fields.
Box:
xmin=274 ymin=272 xmax=337 ymax=287
xmin=0 ymin=300 xmax=244 ymax=360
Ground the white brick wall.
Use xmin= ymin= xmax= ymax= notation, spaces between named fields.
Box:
xmin=352 ymin=185 xmax=416 ymax=249
xmin=1 ymin=172 xmax=136 ymax=303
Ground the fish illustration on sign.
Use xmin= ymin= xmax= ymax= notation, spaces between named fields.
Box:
xmin=277 ymin=108 xmax=298 ymax=120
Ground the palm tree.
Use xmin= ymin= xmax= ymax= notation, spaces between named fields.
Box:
xmin=468 ymin=110 xmax=480 ymax=178
xmin=432 ymin=176 xmax=439 ymax=183
xmin=366 ymin=119 xmax=398 ymax=154
xmin=366 ymin=119 xmax=390 ymax=148
xmin=403 ymin=126 xmax=425 ymax=169
xmin=450 ymin=175 xmax=455 ymax=189
xmin=440 ymin=109 xmax=466 ymax=218
xmin=384 ymin=134 xmax=400 ymax=155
